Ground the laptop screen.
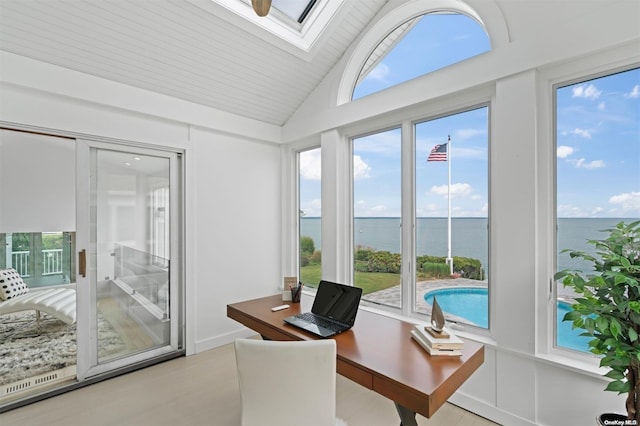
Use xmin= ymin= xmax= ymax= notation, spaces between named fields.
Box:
xmin=311 ymin=280 xmax=363 ymax=326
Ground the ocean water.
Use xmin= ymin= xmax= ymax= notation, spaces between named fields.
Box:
xmin=300 ymin=217 xmax=636 ymax=274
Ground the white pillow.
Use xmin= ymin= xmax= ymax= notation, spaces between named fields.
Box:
xmin=0 ymin=268 xmax=29 ymax=301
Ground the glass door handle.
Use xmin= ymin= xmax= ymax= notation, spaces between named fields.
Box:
xmin=79 ymin=249 xmax=86 ymax=278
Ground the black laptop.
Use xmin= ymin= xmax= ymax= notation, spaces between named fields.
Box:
xmin=283 ymin=280 xmax=363 ymax=338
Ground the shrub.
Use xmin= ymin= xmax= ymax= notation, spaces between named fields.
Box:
xmin=454 ymin=257 xmax=484 ymax=280
xmin=300 ymin=236 xmax=315 ymax=256
xmin=354 ymin=248 xmax=401 ymax=273
xmin=416 ymin=255 xmax=484 ymax=280
xmin=422 ymin=262 xmax=451 ymax=278
xmin=355 ymin=246 xmax=374 ymax=262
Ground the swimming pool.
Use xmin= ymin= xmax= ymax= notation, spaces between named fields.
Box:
xmin=424 ymin=287 xmax=592 ymax=352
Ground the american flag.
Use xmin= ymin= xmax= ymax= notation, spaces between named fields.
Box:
xmin=427 ymin=143 xmax=447 ymax=162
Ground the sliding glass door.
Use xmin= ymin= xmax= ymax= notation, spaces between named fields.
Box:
xmin=76 ymin=140 xmax=182 ymax=380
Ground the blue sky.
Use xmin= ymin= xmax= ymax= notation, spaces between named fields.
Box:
xmin=300 ymin=14 xmax=639 ymax=219
xmin=556 ymin=69 xmax=640 ymax=218
xmin=353 ymin=13 xmax=490 ymax=100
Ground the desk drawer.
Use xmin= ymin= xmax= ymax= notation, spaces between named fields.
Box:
xmin=337 ymin=358 xmax=373 ymax=389
xmin=373 ymin=376 xmax=431 ymax=418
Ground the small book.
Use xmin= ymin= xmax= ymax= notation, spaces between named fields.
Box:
xmin=411 ymin=330 xmax=462 ymax=356
xmin=413 ymin=325 xmax=464 ymax=350
xmin=424 ymin=326 xmax=450 ymax=339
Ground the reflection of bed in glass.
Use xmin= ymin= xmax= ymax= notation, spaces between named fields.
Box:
xmin=109 ymin=244 xmax=170 ymax=345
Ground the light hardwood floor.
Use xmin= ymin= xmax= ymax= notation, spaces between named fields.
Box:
xmin=1 ymin=341 xmax=498 ymax=426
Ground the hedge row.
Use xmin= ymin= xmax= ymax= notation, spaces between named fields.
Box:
xmin=302 ymin=239 xmax=484 ymax=280
xmin=354 ymin=247 xmax=484 ymax=280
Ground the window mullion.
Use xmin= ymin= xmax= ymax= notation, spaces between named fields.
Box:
xmin=401 ymin=120 xmax=415 ymax=316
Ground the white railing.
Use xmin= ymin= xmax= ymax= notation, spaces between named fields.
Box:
xmin=12 ymin=251 xmax=30 ymax=277
xmin=11 ymin=249 xmax=64 ymax=277
xmin=43 ymin=249 xmax=64 ymax=275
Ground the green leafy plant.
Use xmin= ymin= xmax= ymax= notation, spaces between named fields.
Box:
xmin=554 ymin=221 xmax=640 ymax=422
xmin=421 ymin=262 xmax=451 ymax=278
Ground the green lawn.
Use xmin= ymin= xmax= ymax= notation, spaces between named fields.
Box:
xmin=301 ymin=264 xmax=400 ymax=294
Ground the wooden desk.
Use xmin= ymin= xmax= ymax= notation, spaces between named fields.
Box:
xmin=227 ymin=294 xmax=484 ymax=423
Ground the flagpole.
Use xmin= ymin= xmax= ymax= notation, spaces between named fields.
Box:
xmin=447 ymin=135 xmax=453 ymax=275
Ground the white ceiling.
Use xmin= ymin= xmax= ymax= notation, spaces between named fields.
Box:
xmin=1 ymin=1 xmax=635 ymax=128
xmin=0 ymin=0 xmax=388 ymax=126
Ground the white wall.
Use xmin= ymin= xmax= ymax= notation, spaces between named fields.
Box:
xmin=0 ymin=53 xmax=283 ymax=356
xmin=190 ymin=126 xmax=282 ymax=350
xmin=280 ymin=1 xmax=640 ymax=425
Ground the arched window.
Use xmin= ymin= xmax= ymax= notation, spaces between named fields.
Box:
xmin=353 ymin=12 xmax=490 ymax=100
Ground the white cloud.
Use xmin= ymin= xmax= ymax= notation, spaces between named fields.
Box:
xmin=609 ymin=191 xmax=640 ymax=213
xmin=570 ymin=128 xmax=591 ymax=138
xmin=453 ymin=33 xmax=471 ymax=42
xmin=430 ymin=182 xmax=472 ymax=198
xmin=299 ymin=149 xmax=321 ymax=180
xmin=557 ymin=204 xmax=591 ymax=218
xmin=572 ymin=84 xmax=601 ymax=100
xmin=370 ymin=205 xmax=389 ymax=213
xmin=353 ymin=155 xmax=371 ymax=180
xmin=597 ymin=102 xmax=606 ymax=111
xmin=366 ymin=63 xmax=390 ymax=82
xmin=355 ymin=131 xmax=400 ymax=153
xmin=355 ymin=201 xmax=401 ymax=217
xmin=572 ymin=158 xmax=605 ymax=169
xmin=455 ymin=128 xmax=485 ymax=140
xmin=557 ymin=145 xmax=574 ymax=158
xmin=627 ymin=84 xmax=640 ymax=98
xmin=301 ymin=198 xmax=322 ymax=216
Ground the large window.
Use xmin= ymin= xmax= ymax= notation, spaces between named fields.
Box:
xmin=415 ymin=107 xmax=489 ymax=327
xmin=299 ymin=148 xmax=322 ymax=288
xmin=352 ymin=128 xmax=402 ymax=308
xmin=555 ymin=67 xmax=640 ymax=352
xmin=353 ymin=12 xmax=490 ymax=100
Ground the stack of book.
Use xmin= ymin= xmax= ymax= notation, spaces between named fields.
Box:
xmin=411 ymin=325 xmax=464 ymax=356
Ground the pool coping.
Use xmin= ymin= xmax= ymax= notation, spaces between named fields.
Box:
xmin=363 ymin=278 xmax=578 ymax=325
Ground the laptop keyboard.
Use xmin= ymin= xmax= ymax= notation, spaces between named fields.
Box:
xmin=297 ymin=312 xmax=345 ymax=332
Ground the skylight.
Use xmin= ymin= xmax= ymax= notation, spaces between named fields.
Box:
xmin=272 ymin=0 xmax=318 ymax=24
xmin=202 ymin=0 xmax=342 ymax=55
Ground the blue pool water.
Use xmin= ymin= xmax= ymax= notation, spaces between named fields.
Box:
xmin=424 ymin=288 xmax=592 ymax=352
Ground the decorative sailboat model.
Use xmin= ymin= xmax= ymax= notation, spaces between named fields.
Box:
xmin=411 ymin=296 xmax=463 ymax=355
xmin=426 ymin=296 xmax=449 ymax=338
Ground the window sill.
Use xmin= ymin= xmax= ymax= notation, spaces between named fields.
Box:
xmin=360 ymin=302 xmax=608 ymax=381
xmin=535 ymin=352 xmax=608 ymax=380
xmin=359 ymin=302 xmax=498 ymax=347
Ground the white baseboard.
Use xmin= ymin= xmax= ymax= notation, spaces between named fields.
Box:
xmin=194 ymin=328 xmax=257 ymax=353
xmin=450 ymin=391 xmax=537 ymax=426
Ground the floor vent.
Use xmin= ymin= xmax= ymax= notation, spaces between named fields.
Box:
xmin=1 ymin=366 xmax=76 ymax=397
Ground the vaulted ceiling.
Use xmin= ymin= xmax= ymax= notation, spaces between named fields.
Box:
xmin=1 ymin=1 xmax=635 ymax=129
xmin=0 ymin=0 xmax=388 ymax=126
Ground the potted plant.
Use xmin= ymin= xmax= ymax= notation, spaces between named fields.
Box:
xmin=555 ymin=221 xmax=640 ymax=425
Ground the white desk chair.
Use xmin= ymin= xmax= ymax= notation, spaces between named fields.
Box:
xmin=235 ymin=338 xmax=346 ymax=426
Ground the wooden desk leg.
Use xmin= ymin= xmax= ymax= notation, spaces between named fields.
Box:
xmin=394 ymin=403 xmax=418 ymax=426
